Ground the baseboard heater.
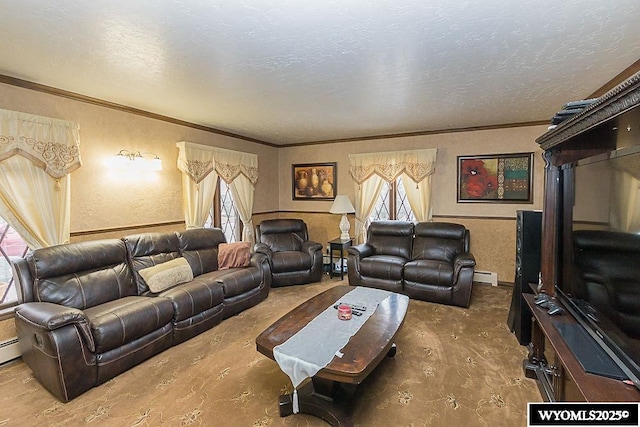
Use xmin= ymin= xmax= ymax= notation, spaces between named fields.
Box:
xmin=473 ymin=270 xmax=498 ymax=286
xmin=0 ymin=337 xmax=20 ymax=364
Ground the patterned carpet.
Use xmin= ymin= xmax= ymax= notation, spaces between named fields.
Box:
xmin=0 ymin=279 xmax=541 ymax=426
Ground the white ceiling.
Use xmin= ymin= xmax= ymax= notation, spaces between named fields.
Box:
xmin=1 ymin=1 xmax=640 ymax=145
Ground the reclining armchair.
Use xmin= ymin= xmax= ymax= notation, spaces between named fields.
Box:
xmin=255 ymin=219 xmax=323 ymax=287
xmin=347 ymin=220 xmax=414 ymax=293
xmin=403 ymin=222 xmax=476 ymax=307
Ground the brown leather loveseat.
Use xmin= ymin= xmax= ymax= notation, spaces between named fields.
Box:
xmin=348 ymin=221 xmax=476 ymax=307
xmin=11 ymin=228 xmax=270 ymax=402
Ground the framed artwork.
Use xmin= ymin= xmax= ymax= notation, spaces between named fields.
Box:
xmin=292 ymin=162 xmax=337 ymax=200
xmin=457 ymin=152 xmax=533 ymax=203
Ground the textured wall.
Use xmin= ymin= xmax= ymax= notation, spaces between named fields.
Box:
xmin=0 ymin=82 xmax=279 ymax=233
xmin=1 ymin=82 xmax=547 ymax=284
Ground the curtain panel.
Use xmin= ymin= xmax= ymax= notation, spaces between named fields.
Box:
xmin=176 ymin=142 xmax=258 ymax=243
xmin=0 ymin=109 xmax=81 ymax=249
xmin=176 ymin=141 xmax=219 ymax=228
xmin=349 ymin=149 xmax=437 ymax=243
xmin=348 ymin=149 xmax=436 ymax=185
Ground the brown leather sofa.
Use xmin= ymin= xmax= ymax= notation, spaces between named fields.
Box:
xmin=11 ymin=228 xmax=270 ymax=402
xmin=255 ymin=219 xmax=323 ymax=287
xmin=347 ymin=221 xmax=476 ymax=307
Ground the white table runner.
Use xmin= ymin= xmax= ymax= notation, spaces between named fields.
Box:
xmin=273 ymin=286 xmax=392 ymax=413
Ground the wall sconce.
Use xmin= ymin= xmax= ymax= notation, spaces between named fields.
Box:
xmin=113 ymin=149 xmax=162 ymax=172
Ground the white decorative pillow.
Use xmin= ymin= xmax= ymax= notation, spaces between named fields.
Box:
xmin=139 ymin=257 xmax=194 ymax=293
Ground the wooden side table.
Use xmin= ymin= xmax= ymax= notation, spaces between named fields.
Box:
xmin=329 ymin=238 xmax=352 ymax=280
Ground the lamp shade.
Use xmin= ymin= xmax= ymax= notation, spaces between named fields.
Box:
xmin=329 ymin=195 xmax=355 ymax=214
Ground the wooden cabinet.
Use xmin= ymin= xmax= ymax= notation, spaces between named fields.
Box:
xmin=526 ymin=72 xmax=640 ymax=402
xmin=523 ymin=295 xmax=638 ymax=402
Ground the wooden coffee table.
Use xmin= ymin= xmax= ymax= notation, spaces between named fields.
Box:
xmin=255 ymin=285 xmax=409 ymax=426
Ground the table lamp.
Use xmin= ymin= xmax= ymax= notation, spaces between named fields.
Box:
xmin=329 ymin=195 xmax=355 ymax=240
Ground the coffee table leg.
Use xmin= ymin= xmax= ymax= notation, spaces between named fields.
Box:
xmin=278 ymin=393 xmax=294 ymax=417
xmin=277 ymin=379 xmax=355 ymax=427
xmin=387 ymin=343 xmax=397 ymax=357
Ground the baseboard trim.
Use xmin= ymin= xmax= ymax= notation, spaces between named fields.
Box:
xmin=0 ymin=337 xmax=20 ymax=364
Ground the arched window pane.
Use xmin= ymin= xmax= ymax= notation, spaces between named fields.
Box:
xmin=0 ymin=219 xmax=28 ymax=308
xmin=203 ymin=179 xmax=240 ymax=243
xmin=366 ymin=178 xmax=415 ymax=227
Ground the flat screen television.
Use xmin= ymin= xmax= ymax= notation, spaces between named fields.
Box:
xmin=556 ymin=144 xmax=640 ymax=391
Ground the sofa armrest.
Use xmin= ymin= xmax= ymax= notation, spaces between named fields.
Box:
xmin=10 ymin=256 xmax=33 ymax=303
xmin=347 ymin=243 xmax=374 ymax=259
xmin=254 ymin=242 xmax=273 ymax=258
xmin=453 ymin=252 xmax=476 ymax=283
xmin=15 ymin=302 xmax=95 ymax=352
xmin=302 ymin=240 xmax=323 ymax=256
xmin=250 ymin=251 xmax=270 ymax=273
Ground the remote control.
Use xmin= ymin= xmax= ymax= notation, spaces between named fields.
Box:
xmin=333 ymin=304 xmax=363 ymax=315
xmin=334 ymin=303 xmax=367 ymax=311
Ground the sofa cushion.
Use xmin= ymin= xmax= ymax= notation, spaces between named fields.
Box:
xmin=260 ymin=233 xmax=303 ymax=252
xmin=139 ymin=257 xmax=194 ymax=293
xmin=29 ymin=239 xmax=137 ymax=310
xmin=205 ymin=267 xmax=262 ymax=298
xmin=404 ymin=259 xmax=454 ymax=287
xmin=412 ymin=222 xmax=467 ymax=262
xmin=367 ymin=221 xmax=413 ymax=259
xmin=178 ymin=228 xmax=227 ymax=276
xmin=359 ymin=255 xmax=406 ymax=281
xmin=123 ymin=232 xmax=182 ymax=294
xmin=218 ymin=242 xmax=251 ymax=269
xmin=157 ymin=277 xmax=225 ymax=322
xmin=84 ymin=296 xmax=175 ymax=353
xmin=271 ymin=251 xmax=311 ymax=273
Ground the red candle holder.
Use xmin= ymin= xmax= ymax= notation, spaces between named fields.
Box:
xmin=337 ymin=304 xmax=352 ymax=320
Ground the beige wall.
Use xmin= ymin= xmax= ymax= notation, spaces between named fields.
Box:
xmin=0 ymin=82 xmax=279 ymax=233
xmin=1 ymin=82 xmax=549 ymax=283
xmin=277 ymin=127 xmax=547 ymax=282
xmin=277 ymin=127 xmax=547 ymax=216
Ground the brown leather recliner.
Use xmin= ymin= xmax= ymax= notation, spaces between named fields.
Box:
xmin=348 ymin=221 xmax=476 ymax=307
xmin=255 ymin=219 xmax=323 ymax=287
xmin=346 ymin=220 xmax=414 ymax=293
xmin=404 ymin=222 xmax=476 ymax=307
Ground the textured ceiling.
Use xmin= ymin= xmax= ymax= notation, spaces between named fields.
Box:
xmin=1 ymin=1 xmax=640 ymax=145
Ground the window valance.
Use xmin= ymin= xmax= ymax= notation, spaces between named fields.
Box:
xmin=176 ymin=141 xmax=258 ymax=185
xmin=0 ymin=108 xmax=81 ymax=179
xmin=349 ymin=148 xmax=437 ymax=184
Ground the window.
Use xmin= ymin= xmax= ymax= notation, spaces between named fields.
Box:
xmin=205 ymin=178 xmax=241 ymax=243
xmin=0 ymin=219 xmax=28 ymax=310
xmin=367 ymin=177 xmax=415 ymax=227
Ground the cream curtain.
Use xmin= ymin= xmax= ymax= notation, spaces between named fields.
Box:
xmin=176 ymin=142 xmax=258 ymax=243
xmin=353 ymin=175 xmax=385 ymax=244
xmin=176 ymin=141 xmax=219 ymax=228
xmin=0 ymin=109 xmax=81 ymax=248
xmin=349 ymin=149 xmax=437 ymax=243
xmin=212 ymin=147 xmax=258 ymax=245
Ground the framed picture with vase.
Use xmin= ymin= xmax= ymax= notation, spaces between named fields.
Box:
xmin=292 ymin=162 xmax=337 ymax=200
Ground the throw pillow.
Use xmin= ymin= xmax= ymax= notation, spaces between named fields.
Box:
xmin=218 ymin=241 xmax=252 ymax=269
xmin=139 ymin=257 xmax=194 ymax=293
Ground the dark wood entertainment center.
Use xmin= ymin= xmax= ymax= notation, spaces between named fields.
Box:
xmin=525 ymin=72 xmax=640 ymax=402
